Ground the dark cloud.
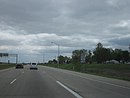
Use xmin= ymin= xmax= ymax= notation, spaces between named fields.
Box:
xmin=109 ymin=36 xmax=130 ymax=46
xmin=0 ymin=0 xmax=130 ymax=62
xmin=0 ymin=39 xmax=20 ymax=46
xmin=0 ymin=0 xmax=129 ymax=35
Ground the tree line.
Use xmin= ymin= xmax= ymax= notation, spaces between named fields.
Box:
xmin=48 ymin=43 xmax=130 ymax=64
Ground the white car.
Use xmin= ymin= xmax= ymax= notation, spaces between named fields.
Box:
xmin=30 ymin=63 xmax=38 ymax=70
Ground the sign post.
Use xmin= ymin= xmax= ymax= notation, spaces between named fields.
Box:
xmin=0 ymin=53 xmax=18 ymax=64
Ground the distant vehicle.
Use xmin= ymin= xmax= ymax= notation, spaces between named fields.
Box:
xmin=30 ymin=63 xmax=38 ymax=70
xmin=16 ymin=64 xmax=24 ymax=69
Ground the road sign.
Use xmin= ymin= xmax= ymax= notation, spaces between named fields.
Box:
xmin=0 ymin=53 xmax=8 ymax=57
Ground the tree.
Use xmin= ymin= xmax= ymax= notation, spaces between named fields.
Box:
xmin=93 ymin=43 xmax=111 ymax=63
xmin=48 ymin=59 xmax=57 ymax=64
xmin=64 ymin=56 xmax=72 ymax=64
xmin=97 ymin=42 xmax=103 ymax=48
xmin=72 ymin=49 xmax=88 ymax=64
xmin=58 ymin=55 xmax=71 ymax=64
xmin=58 ymin=55 xmax=65 ymax=64
xmin=122 ymin=50 xmax=129 ymax=63
xmin=93 ymin=43 xmax=105 ymax=63
xmin=72 ymin=49 xmax=87 ymax=71
xmin=86 ymin=50 xmax=92 ymax=64
xmin=114 ymin=49 xmax=122 ymax=62
xmin=93 ymin=44 xmax=130 ymax=63
xmin=72 ymin=50 xmax=81 ymax=64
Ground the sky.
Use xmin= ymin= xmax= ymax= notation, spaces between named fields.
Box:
xmin=0 ymin=0 xmax=130 ymax=63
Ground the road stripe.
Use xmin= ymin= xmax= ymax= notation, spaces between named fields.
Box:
xmin=57 ymin=68 xmax=130 ymax=90
xmin=0 ymin=67 xmax=14 ymax=72
xmin=75 ymin=74 xmax=130 ymax=90
xmin=10 ymin=79 xmax=16 ymax=84
xmin=56 ymin=81 xmax=83 ymax=98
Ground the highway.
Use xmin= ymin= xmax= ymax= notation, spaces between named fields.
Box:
xmin=0 ymin=65 xmax=130 ymax=98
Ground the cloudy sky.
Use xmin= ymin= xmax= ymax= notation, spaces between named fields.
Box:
xmin=0 ymin=0 xmax=130 ymax=63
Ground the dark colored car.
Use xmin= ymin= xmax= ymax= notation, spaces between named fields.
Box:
xmin=16 ymin=64 xmax=24 ymax=69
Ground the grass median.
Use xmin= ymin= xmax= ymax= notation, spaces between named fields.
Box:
xmin=0 ymin=64 xmax=15 ymax=70
xmin=43 ymin=63 xmax=130 ymax=81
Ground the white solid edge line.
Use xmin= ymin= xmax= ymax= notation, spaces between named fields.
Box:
xmin=0 ymin=67 xmax=13 ymax=72
xmin=10 ymin=79 xmax=16 ymax=84
xmin=64 ymin=70 xmax=130 ymax=90
xmin=56 ymin=81 xmax=83 ymax=98
xmin=75 ymin=74 xmax=130 ymax=90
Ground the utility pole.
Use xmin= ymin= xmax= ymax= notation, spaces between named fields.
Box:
xmin=43 ymin=53 xmax=45 ymax=64
xmin=51 ymin=42 xmax=60 ymax=65
xmin=16 ymin=54 xmax=18 ymax=64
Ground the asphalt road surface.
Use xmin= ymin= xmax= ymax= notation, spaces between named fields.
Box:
xmin=0 ymin=65 xmax=130 ymax=98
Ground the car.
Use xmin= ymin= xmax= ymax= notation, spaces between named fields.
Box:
xmin=30 ymin=63 xmax=38 ymax=70
xmin=16 ymin=64 xmax=24 ymax=69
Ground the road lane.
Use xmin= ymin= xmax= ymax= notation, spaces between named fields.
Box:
xmin=0 ymin=65 xmax=130 ymax=98
xmin=0 ymin=67 xmax=24 ymax=90
xmin=0 ymin=65 xmax=76 ymax=98
xmin=39 ymin=66 xmax=130 ymax=98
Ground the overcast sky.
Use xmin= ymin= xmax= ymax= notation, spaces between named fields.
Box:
xmin=0 ymin=0 xmax=130 ymax=63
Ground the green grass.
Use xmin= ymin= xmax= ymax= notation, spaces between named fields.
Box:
xmin=0 ymin=64 xmax=15 ymax=70
xmin=43 ymin=63 xmax=130 ymax=81
xmin=80 ymin=64 xmax=130 ymax=81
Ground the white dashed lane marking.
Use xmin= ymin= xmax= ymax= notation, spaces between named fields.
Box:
xmin=56 ymin=81 xmax=83 ymax=98
xmin=10 ymin=79 xmax=16 ymax=84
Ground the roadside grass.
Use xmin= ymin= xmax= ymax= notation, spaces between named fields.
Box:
xmin=0 ymin=64 xmax=15 ymax=70
xmin=80 ymin=64 xmax=130 ymax=81
xmin=43 ymin=63 xmax=130 ymax=81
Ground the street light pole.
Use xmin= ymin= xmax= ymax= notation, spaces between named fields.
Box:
xmin=16 ymin=54 xmax=18 ymax=64
xmin=129 ymin=44 xmax=130 ymax=62
xmin=51 ymin=42 xmax=60 ymax=64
